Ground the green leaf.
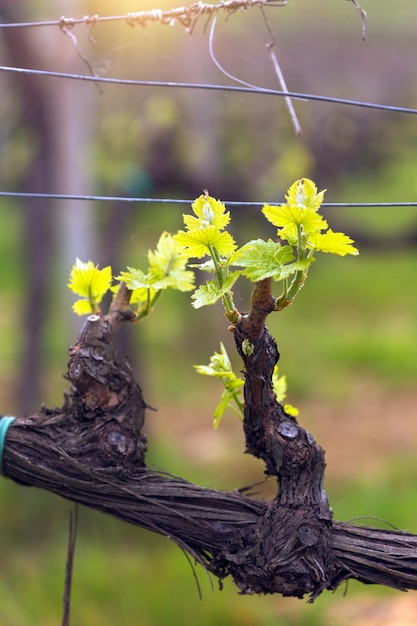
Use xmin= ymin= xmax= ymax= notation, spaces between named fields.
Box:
xmin=212 ymin=387 xmax=243 ymax=428
xmin=191 ymin=271 xmax=240 ymax=308
xmin=194 ymin=364 xmax=236 ymax=379
xmin=194 ymin=342 xmax=244 ymax=428
xmin=232 ymin=239 xmax=309 ymax=282
xmin=151 ymin=269 xmax=195 ymax=292
xmin=118 ymin=233 xmax=195 ymax=299
xmin=117 ymin=267 xmax=150 ymax=291
xmin=213 ymin=390 xmax=235 ymax=427
xmin=129 ymin=286 xmax=155 ymax=305
xmin=194 ymin=342 xmax=233 ymax=376
xmin=192 ymin=281 xmax=219 ymax=308
xmin=148 ymin=231 xmax=195 ymax=291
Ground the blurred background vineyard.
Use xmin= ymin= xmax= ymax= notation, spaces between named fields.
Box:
xmin=1 ymin=0 xmax=417 ymax=624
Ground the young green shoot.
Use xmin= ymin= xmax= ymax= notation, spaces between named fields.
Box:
xmin=173 ymin=177 xmax=357 ymax=427
xmin=195 ymin=344 xmax=298 ymax=427
xmin=173 ymin=191 xmax=241 ymax=323
xmin=234 ymin=178 xmax=358 ymax=311
xmin=68 ymin=232 xmax=194 ymax=320
xmin=118 ymin=231 xmax=194 ymax=321
xmin=194 ymin=342 xmax=244 ymax=428
xmin=272 ymin=365 xmax=299 ymax=418
xmin=68 ymin=177 xmax=358 ymax=429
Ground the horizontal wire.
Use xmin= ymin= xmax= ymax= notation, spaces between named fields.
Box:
xmin=0 ymin=1 xmax=287 ymax=30
xmin=0 ymin=15 xmax=151 ymax=29
xmin=1 ymin=65 xmax=417 ymax=116
xmin=0 ymin=192 xmax=416 ymax=208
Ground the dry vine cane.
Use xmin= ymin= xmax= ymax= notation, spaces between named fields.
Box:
xmin=2 ymin=178 xmax=417 ymax=605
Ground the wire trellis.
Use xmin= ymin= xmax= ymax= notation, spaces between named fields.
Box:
xmin=0 ymin=1 xmax=415 ymax=208
xmin=0 ymin=192 xmax=417 ymax=209
xmin=0 ymin=0 xmax=362 ymax=35
xmin=1 ymin=65 xmax=417 ymax=117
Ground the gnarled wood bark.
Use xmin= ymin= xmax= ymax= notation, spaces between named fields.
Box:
xmin=2 ymin=282 xmax=417 ymax=600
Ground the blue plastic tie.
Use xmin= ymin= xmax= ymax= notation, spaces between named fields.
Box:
xmin=0 ymin=416 xmax=15 ymax=474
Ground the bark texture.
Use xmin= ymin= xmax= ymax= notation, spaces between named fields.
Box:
xmin=2 ymin=285 xmax=417 ymax=600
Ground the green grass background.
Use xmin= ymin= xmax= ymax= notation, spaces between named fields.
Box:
xmin=1 ymin=1 xmax=417 ymax=624
xmin=0 ymin=204 xmax=417 ymax=625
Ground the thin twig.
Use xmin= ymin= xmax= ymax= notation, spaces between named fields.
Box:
xmin=59 ymin=21 xmax=103 ymax=93
xmin=266 ymin=44 xmax=302 ymax=134
xmin=260 ymin=6 xmax=303 ymax=135
xmin=62 ymin=504 xmax=78 ymax=626
xmin=208 ymin=15 xmax=262 ymax=91
xmin=208 ymin=11 xmax=303 ymax=134
xmin=349 ymin=0 xmax=367 ymax=41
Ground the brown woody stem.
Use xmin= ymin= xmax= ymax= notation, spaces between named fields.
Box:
xmin=1 ymin=286 xmax=417 ymax=600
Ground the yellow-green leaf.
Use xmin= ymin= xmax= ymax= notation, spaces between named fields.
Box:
xmin=148 ymin=232 xmax=195 ymax=291
xmin=272 ymin=365 xmax=299 ymax=417
xmin=148 ymin=232 xmax=190 ymax=276
xmin=308 ymin=229 xmax=359 ymax=256
xmin=72 ymin=299 xmax=96 ymax=316
xmin=284 ymin=403 xmax=299 ymax=417
xmin=129 ymin=286 xmax=154 ymax=305
xmin=68 ymin=259 xmax=112 ymax=299
xmin=262 ymin=204 xmax=327 ymax=243
xmin=174 ymin=225 xmax=236 ymax=258
xmin=285 ymin=177 xmax=326 ymax=211
xmin=183 ymin=194 xmax=230 ymax=231
xmin=272 ymin=365 xmax=287 ymax=402
xmin=117 ymin=267 xmax=149 ymax=290
xmin=68 ymin=258 xmax=112 ymax=315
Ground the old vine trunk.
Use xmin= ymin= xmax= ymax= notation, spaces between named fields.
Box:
xmin=2 ymin=283 xmax=417 ymax=600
